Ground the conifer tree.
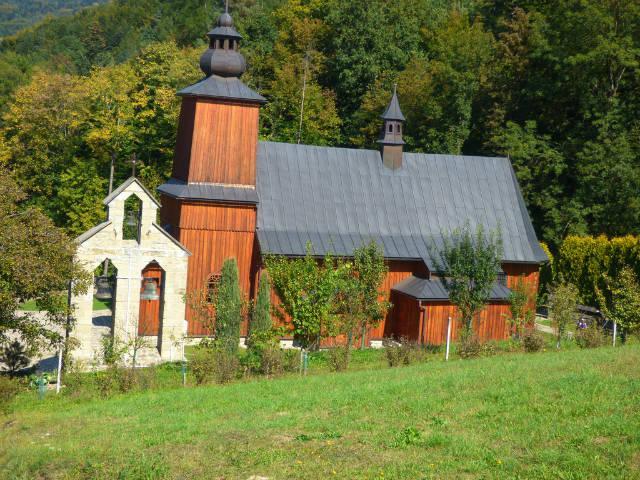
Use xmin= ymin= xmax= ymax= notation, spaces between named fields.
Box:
xmin=249 ymin=272 xmax=272 ymax=344
xmin=214 ymin=258 xmax=242 ymax=354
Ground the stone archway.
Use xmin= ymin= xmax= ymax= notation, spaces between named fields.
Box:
xmin=71 ymin=177 xmax=191 ymax=367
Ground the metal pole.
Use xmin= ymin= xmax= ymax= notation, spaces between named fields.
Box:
xmin=613 ymin=321 xmax=617 ymax=347
xmin=182 ymin=339 xmax=187 ymax=386
xmin=56 ymin=347 xmax=63 ymax=394
xmin=445 ymin=316 xmax=452 ymax=361
xmin=297 ymin=54 xmax=309 ymax=144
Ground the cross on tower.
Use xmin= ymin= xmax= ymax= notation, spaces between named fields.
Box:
xmin=128 ymin=153 xmax=142 ymax=177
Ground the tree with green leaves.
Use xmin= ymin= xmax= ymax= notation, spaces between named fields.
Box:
xmin=549 ymin=283 xmax=579 ymax=349
xmin=597 ymin=267 xmax=640 ymax=338
xmin=430 ymin=224 xmax=503 ymax=335
xmin=338 ymin=241 xmax=390 ymax=350
xmin=214 ymin=258 xmax=243 ymax=355
xmin=265 ymin=244 xmax=345 ymax=350
xmin=508 ymin=275 xmax=536 ymax=339
xmin=0 ymin=169 xmax=90 ymax=354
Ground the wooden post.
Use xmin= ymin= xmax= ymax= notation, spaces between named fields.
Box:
xmin=445 ymin=316 xmax=452 ymax=361
xmin=613 ymin=321 xmax=617 ymax=347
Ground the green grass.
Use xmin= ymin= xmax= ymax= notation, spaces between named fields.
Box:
xmin=2 ymin=345 xmax=639 ymax=479
xmin=18 ymin=296 xmax=112 ymax=312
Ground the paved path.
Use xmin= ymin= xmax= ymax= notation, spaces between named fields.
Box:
xmin=535 ymin=322 xmax=554 ymax=335
xmin=10 ymin=309 xmax=114 ymax=372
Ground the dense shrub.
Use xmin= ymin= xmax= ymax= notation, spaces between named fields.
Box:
xmin=575 ymin=324 xmax=607 ymax=349
xmin=243 ymin=340 xmax=285 ymax=377
xmin=522 ymin=329 xmax=545 ymax=352
xmin=457 ymin=333 xmax=482 ymax=359
xmin=327 ymin=346 xmax=350 ymax=372
xmin=383 ymin=337 xmax=413 ymax=367
xmin=91 ymin=366 xmax=160 ymax=396
xmin=190 ymin=346 xmax=240 ymax=385
xmin=282 ymin=349 xmax=300 ymax=373
xmin=0 ymin=375 xmax=21 ymax=414
xmin=189 ymin=347 xmax=217 ymax=385
xmin=94 ymin=368 xmax=120 ymax=396
xmin=213 ymin=350 xmax=240 ymax=384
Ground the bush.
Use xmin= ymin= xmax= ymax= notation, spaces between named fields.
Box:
xmin=575 ymin=324 xmax=607 ymax=349
xmin=457 ymin=333 xmax=482 ymax=359
xmin=522 ymin=329 xmax=545 ymax=352
xmin=383 ymin=337 xmax=414 ymax=367
xmin=327 ymin=346 xmax=350 ymax=372
xmin=480 ymin=340 xmax=498 ymax=357
xmin=92 ymin=366 xmax=160 ymax=396
xmin=190 ymin=346 xmax=240 ymax=385
xmin=0 ymin=375 xmax=21 ymax=414
xmin=94 ymin=368 xmax=120 ymax=396
xmin=282 ymin=349 xmax=300 ymax=373
xmin=189 ymin=347 xmax=217 ymax=385
xmin=243 ymin=341 xmax=284 ymax=377
xmin=100 ymin=334 xmax=127 ymax=367
xmin=213 ymin=349 xmax=240 ymax=384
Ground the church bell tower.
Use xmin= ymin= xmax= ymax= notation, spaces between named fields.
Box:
xmin=159 ymin=5 xmax=265 ymax=336
xmin=379 ymin=85 xmax=405 ymax=170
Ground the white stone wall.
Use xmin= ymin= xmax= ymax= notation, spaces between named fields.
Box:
xmin=72 ymin=180 xmax=190 ymax=366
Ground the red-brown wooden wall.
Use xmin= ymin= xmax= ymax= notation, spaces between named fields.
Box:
xmin=160 ymin=195 xmax=258 ymax=336
xmin=172 ymin=98 xmax=260 ymax=186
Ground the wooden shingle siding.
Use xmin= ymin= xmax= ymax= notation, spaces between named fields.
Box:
xmin=160 ymin=198 xmax=257 ymax=336
xmin=174 ymin=98 xmax=259 ymax=186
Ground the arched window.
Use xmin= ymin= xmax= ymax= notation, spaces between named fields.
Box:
xmin=207 ymin=273 xmax=222 ymax=303
xmin=123 ymin=195 xmax=142 ymax=242
xmin=396 ymin=124 xmax=401 ymax=134
xmin=388 ymin=123 xmax=393 ymax=133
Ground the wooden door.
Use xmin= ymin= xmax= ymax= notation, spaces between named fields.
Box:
xmin=138 ymin=263 xmax=163 ymax=336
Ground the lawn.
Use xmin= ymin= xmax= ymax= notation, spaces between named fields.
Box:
xmin=18 ymin=296 xmax=112 ymax=312
xmin=2 ymin=345 xmax=639 ymax=479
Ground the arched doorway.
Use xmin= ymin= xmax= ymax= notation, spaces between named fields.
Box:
xmin=138 ymin=261 xmax=164 ymax=337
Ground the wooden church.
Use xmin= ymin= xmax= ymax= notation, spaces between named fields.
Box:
xmin=157 ymin=9 xmax=547 ymax=345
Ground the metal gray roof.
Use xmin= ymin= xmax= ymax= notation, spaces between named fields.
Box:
xmin=382 ymin=90 xmax=405 ymax=121
xmin=208 ymin=26 xmax=242 ymax=38
xmin=157 ymin=179 xmax=258 ymax=204
xmin=392 ymin=275 xmax=512 ymax=301
xmin=178 ymin=75 xmax=266 ymax=103
xmin=255 ymin=142 xmax=547 ymax=269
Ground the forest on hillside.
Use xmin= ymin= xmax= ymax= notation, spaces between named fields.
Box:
xmin=0 ymin=0 xmax=107 ymax=37
xmin=0 ymin=0 xmax=638 ymax=250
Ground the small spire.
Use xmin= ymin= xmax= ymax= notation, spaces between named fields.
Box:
xmin=381 ymin=84 xmax=405 ymax=122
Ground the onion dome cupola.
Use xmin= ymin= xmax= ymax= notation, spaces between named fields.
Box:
xmin=199 ymin=7 xmax=247 ymax=78
xmin=177 ymin=3 xmax=266 ymax=104
xmin=378 ymin=85 xmax=405 ymax=169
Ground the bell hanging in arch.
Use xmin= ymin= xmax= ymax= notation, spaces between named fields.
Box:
xmin=140 ymin=278 xmax=160 ymax=301
xmin=95 ymin=276 xmax=112 ymax=300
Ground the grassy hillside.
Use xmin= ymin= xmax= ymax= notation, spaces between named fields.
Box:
xmin=0 ymin=0 xmax=107 ymax=37
xmin=2 ymin=345 xmax=639 ymax=479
